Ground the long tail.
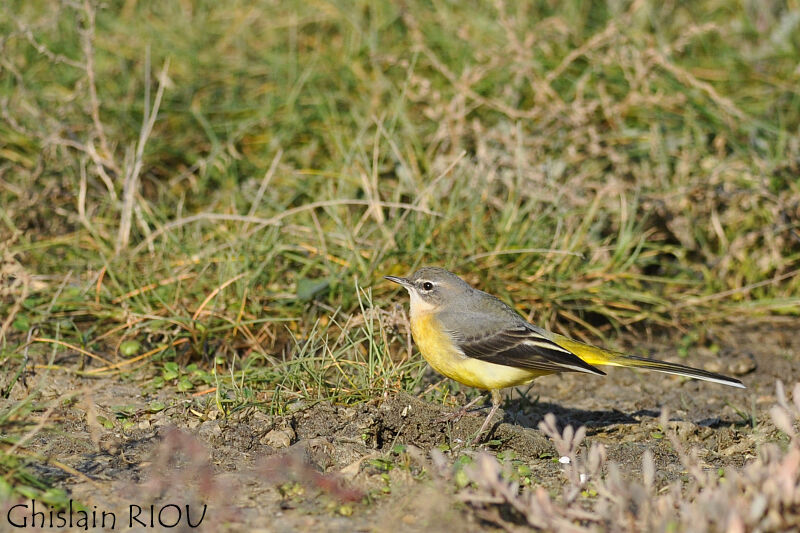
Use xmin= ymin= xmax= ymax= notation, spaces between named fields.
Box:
xmin=553 ymin=336 xmax=745 ymax=389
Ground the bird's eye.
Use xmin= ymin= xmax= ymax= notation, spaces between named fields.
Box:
xmin=422 ymin=281 xmax=434 ymax=291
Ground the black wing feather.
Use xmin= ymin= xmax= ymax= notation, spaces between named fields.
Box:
xmin=457 ymin=326 xmax=605 ymax=376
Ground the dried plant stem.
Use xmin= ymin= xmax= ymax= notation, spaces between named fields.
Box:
xmin=117 ymin=53 xmax=170 ymax=253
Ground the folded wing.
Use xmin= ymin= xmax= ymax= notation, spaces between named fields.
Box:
xmin=455 ymin=325 xmax=605 ymax=376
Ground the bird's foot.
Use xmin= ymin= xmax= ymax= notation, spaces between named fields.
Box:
xmin=471 ymin=403 xmax=501 ymax=445
xmin=435 ymin=395 xmax=485 ymax=424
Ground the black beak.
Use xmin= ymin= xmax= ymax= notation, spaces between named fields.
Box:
xmin=384 ymin=275 xmax=411 ymax=288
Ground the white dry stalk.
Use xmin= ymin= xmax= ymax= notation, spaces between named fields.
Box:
xmin=116 ymin=52 xmax=170 ymax=253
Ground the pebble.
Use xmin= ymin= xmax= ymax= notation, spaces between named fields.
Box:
xmin=261 ymin=427 xmax=295 ymax=448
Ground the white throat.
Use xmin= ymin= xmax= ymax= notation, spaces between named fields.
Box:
xmin=408 ymin=289 xmax=437 ymax=318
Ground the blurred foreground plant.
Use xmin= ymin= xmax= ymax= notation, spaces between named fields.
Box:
xmin=462 ymin=381 xmax=800 ymax=532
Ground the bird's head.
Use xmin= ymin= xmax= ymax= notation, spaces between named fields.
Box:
xmin=385 ymin=267 xmax=470 ymax=316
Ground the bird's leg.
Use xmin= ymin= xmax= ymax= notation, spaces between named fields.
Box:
xmin=472 ymin=389 xmax=502 ymax=445
xmin=436 ymin=393 xmax=486 ymax=423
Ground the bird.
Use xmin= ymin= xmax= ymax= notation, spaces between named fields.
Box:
xmin=385 ymin=267 xmax=745 ymax=444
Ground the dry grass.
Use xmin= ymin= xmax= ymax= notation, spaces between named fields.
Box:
xmin=0 ymin=0 xmax=799 ymax=522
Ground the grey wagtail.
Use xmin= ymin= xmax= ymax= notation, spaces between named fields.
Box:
xmin=385 ymin=267 xmax=745 ymax=444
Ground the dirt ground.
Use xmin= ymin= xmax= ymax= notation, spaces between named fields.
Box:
xmin=5 ymin=320 xmax=797 ymax=532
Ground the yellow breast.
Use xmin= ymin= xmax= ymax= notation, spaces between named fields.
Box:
xmin=410 ymin=313 xmax=545 ymax=390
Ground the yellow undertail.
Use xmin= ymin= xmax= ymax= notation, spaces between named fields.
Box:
xmin=553 ymin=335 xmax=745 ymax=388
